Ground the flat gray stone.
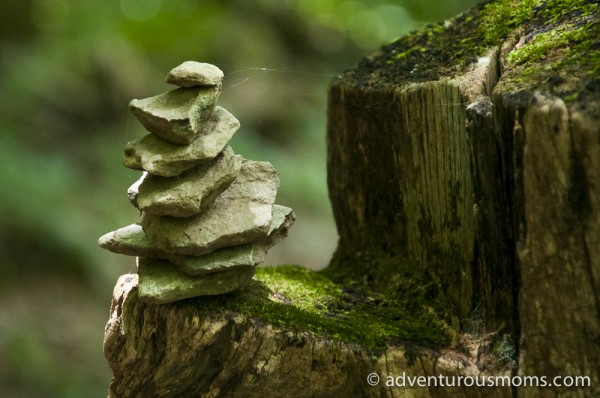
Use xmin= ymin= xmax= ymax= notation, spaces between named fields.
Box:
xmin=123 ymin=107 xmax=240 ymax=177
xmin=265 ymin=205 xmax=296 ymax=246
xmin=170 ymin=205 xmax=295 ymax=275
xmin=128 ymin=147 xmax=242 ymax=217
xmin=129 ymin=86 xmax=220 ymax=145
xmin=96 ymin=206 xmax=294 ymax=275
xmin=166 ymin=61 xmax=224 ymax=87
xmin=137 ymin=257 xmax=255 ymax=304
xmin=98 ymin=224 xmax=163 ymax=257
xmin=141 ymin=160 xmax=279 ymax=256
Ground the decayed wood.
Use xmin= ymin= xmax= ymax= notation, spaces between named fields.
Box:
xmin=515 ymin=93 xmax=600 ymax=397
xmin=327 ymin=50 xmax=514 ymax=328
xmin=105 ymin=274 xmax=511 ymax=398
xmin=325 ymin=0 xmax=600 ymax=396
xmin=326 ymin=75 xmax=600 ymax=398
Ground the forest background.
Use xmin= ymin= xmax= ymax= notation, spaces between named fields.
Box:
xmin=0 ymin=0 xmax=479 ymax=396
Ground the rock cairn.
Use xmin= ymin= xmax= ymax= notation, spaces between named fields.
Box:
xmin=99 ymin=61 xmax=295 ymax=304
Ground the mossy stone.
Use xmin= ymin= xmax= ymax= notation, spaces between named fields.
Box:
xmin=123 ymin=107 xmax=240 ymax=177
xmin=128 ymin=147 xmax=242 ymax=217
xmin=137 ymin=257 xmax=255 ymax=304
xmin=129 ymin=86 xmax=220 ymax=145
xmin=141 ymin=160 xmax=279 ymax=256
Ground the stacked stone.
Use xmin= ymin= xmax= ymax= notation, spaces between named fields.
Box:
xmin=98 ymin=61 xmax=295 ymax=304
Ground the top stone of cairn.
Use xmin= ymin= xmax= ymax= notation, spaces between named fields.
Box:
xmin=166 ymin=61 xmax=224 ymax=87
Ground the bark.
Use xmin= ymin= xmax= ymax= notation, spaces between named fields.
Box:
xmin=105 ymin=1 xmax=600 ymax=396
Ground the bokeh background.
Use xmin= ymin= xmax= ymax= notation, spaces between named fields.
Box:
xmin=0 ymin=0 xmax=479 ymax=396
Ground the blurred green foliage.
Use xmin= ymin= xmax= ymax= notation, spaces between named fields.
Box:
xmin=0 ymin=0 xmax=479 ymax=396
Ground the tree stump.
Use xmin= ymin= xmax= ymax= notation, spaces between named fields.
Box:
xmin=104 ymin=1 xmax=600 ymax=396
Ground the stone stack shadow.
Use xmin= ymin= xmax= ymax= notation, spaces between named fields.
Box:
xmin=99 ymin=61 xmax=295 ymax=304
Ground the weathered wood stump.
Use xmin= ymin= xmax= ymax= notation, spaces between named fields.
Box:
xmin=105 ymin=269 xmax=512 ymax=398
xmin=104 ymin=1 xmax=600 ymax=396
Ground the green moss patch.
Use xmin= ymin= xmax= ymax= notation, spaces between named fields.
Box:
xmin=498 ymin=0 xmax=599 ymax=102
xmin=479 ymin=0 xmax=536 ymax=47
xmin=342 ymin=0 xmax=599 ymax=95
xmin=193 ymin=265 xmax=451 ymax=350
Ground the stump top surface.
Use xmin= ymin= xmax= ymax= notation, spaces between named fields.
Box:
xmin=339 ymin=0 xmax=599 ymax=104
